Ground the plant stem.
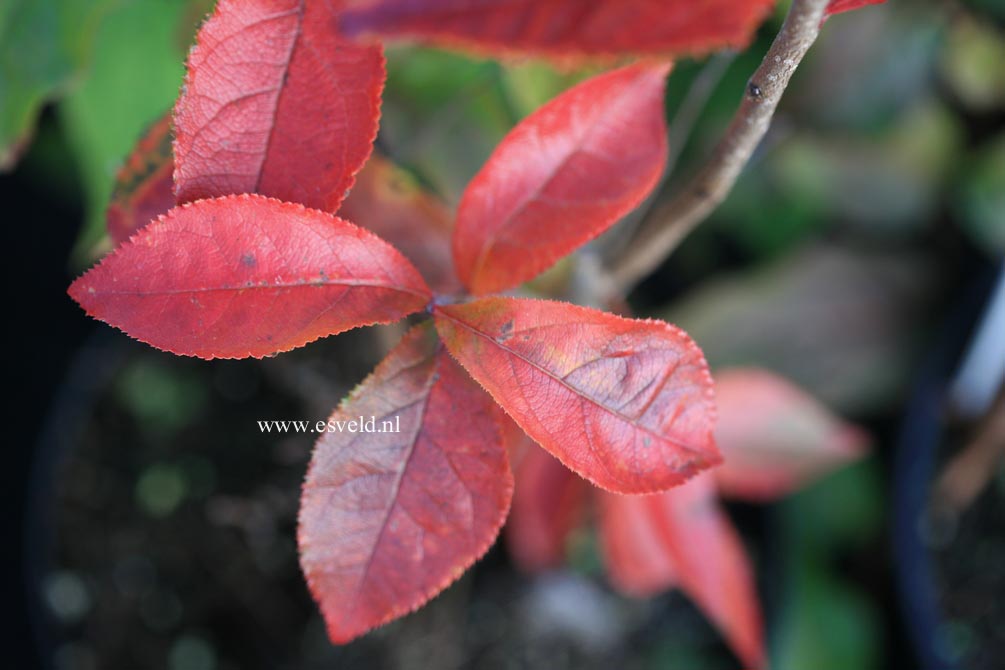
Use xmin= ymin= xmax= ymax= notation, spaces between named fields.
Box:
xmin=606 ymin=0 xmax=833 ymax=295
xmin=663 ymin=52 xmax=739 ymax=182
xmin=596 ymin=51 xmax=737 ymax=263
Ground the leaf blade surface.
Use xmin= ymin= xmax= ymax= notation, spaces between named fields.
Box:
xmin=825 ymin=0 xmax=886 ymax=16
xmin=299 ymin=324 xmax=513 ymax=642
xmin=340 ymin=153 xmax=461 ymax=294
xmin=106 ymin=112 xmax=175 ymax=245
xmin=644 ymin=476 xmax=766 ymax=669
xmin=70 ymin=194 xmax=431 ymax=359
xmin=713 ymin=368 xmax=869 ymax=501
xmin=341 ymin=0 xmax=774 ymax=62
xmin=173 ymin=0 xmax=384 ymax=211
xmin=452 ymin=63 xmax=670 ymax=294
xmin=507 ymin=441 xmax=588 ymax=571
xmin=599 ymin=491 xmax=678 ymax=596
xmin=435 ymin=297 xmax=720 ymax=494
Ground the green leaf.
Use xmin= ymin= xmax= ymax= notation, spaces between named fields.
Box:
xmin=500 ymin=59 xmax=594 ymax=120
xmin=772 ymin=460 xmax=884 ymax=670
xmin=773 ymin=558 xmax=881 ymax=670
xmin=0 ymin=0 xmax=118 ymax=169
xmin=381 ymin=46 xmax=515 ymax=201
xmin=780 ymin=459 xmax=883 ymax=552
xmin=60 ymin=0 xmax=205 ymax=261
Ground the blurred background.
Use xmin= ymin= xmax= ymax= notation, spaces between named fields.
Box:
xmin=4 ymin=0 xmax=1003 ymax=668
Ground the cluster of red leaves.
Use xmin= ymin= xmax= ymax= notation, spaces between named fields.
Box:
xmin=69 ymin=0 xmax=884 ymax=662
xmin=509 ymin=368 xmax=868 ymax=668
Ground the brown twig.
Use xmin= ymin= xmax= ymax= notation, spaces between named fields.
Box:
xmin=936 ymin=390 xmax=1005 ymax=513
xmin=595 ymin=51 xmax=737 ymax=263
xmin=606 ymin=0 xmax=833 ymax=294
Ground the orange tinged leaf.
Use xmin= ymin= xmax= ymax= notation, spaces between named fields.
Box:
xmin=340 ymin=153 xmax=461 ymax=295
xmin=713 ymin=368 xmax=869 ymax=501
xmin=452 ymin=63 xmax=670 ymax=295
xmin=507 ymin=441 xmax=589 ymax=572
xmin=298 ymin=324 xmax=513 ymax=643
xmin=341 ymin=0 xmax=774 ymax=62
xmin=644 ymin=476 xmax=766 ymax=669
xmin=434 ymin=297 xmax=720 ymax=494
xmin=69 ymin=195 xmax=431 ymax=360
xmin=107 ymin=113 xmax=175 ymax=245
xmin=599 ymin=491 xmax=678 ymax=596
xmin=173 ymin=0 xmax=384 ymax=212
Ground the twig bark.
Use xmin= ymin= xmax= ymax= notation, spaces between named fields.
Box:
xmin=595 ymin=51 xmax=737 ymax=263
xmin=607 ymin=0 xmax=833 ymax=294
xmin=936 ymin=389 xmax=1005 ymax=514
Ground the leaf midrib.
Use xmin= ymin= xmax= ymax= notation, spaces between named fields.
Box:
xmin=466 ymin=68 xmax=651 ymax=289
xmin=252 ymin=1 xmax=304 ymax=193
xmin=89 ymin=277 xmax=429 ymax=300
xmin=436 ymin=307 xmax=709 ymax=460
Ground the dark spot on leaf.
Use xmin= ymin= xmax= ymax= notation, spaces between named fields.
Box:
xmin=240 ymin=253 xmax=256 ymax=267
xmin=497 ymin=320 xmax=515 ymax=343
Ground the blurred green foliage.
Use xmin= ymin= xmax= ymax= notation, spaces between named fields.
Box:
xmin=61 ymin=0 xmax=207 ymax=259
xmin=940 ymin=16 xmax=1005 ymax=111
xmin=957 ymin=133 xmax=1005 ymax=254
xmin=501 ymin=61 xmax=594 ymax=119
xmin=0 ymin=0 xmax=117 ymax=168
xmin=773 ymin=460 xmax=884 ymax=670
xmin=1 ymin=0 xmax=210 ymax=261
xmin=774 ymin=558 xmax=881 ymax=670
xmin=135 ymin=462 xmax=188 ymax=518
xmin=115 ymin=358 xmax=207 ymax=437
xmin=382 ymin=48 xmax=514 ymax=201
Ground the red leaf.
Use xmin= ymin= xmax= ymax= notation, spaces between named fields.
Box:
xmin=173 ymin=0 xmax=384 ymax=212
xmin=434 ymin=297 xmax=720 ymax=494
xmin=599 ymin=491 xmax=678 ymax=596
xmin=340 ymin=153 xmax=461 ymax=295
xmin=825 ymin=0 xmax=886 ymax=15
xmin=452 ymin=63 xmax=670 ymax=295
xmin=107 ymin=113 xmax=175 ymax=245
xmin=69 ymin=194 xmax=431 ymax=359
xmin=713 ymin=368 xmax=869 ymax=501
xmin=647 ymin=476 xmax=765 ymax=669
xmin=298 ymin=324 xmax=513 ymax=643
xmin=499 ymin=410 xmax=532 ymax=459
xmin=506 ymin=441 xmax=589 ymax=572
xmin=340 ymin=0 xmax=774 ymax=62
